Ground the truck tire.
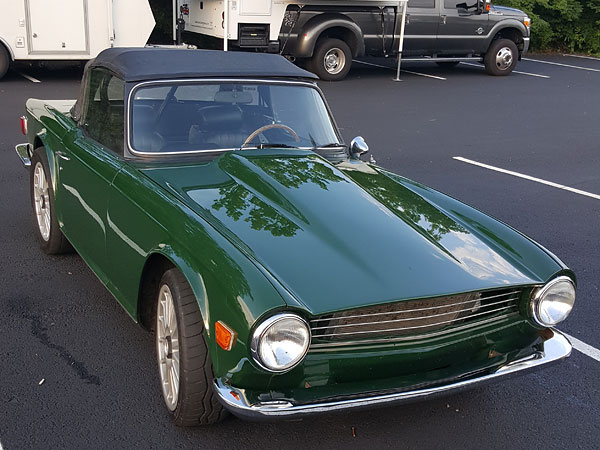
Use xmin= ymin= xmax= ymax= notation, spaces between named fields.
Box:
xmin=0 ymin=45 xmax=10 ymax=80
xmin=484 ymin=39 xmax=518 ymax=76
xmin=309 ymin=38 xmax=352 ymax=81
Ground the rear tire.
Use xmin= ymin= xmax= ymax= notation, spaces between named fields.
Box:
xmin=0 ymin=45 xmax=10 ymax=80
xmin=30 ymin=147 xmax=73 ymax=254
xmin=484 ymin=39 xmax=518 ymax=76
xmin=155 ymin=268 xmax=227 ymax=426
xmin=309 ymin=38 xmax=352 ymax=81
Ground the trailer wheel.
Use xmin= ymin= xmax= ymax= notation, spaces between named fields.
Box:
xmin=310 ymin=38 xmax=352 ymax=81
xmin=484 ymin=39 xmax=518 ymax=76
xmin=0 ymin=45 xmax=10 ymax=80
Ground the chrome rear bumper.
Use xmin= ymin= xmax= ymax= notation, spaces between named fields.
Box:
xmin=214 ymin=329 xmax=571 ymax=420
xmin=15 ymin=143 xmax=32 ymax=168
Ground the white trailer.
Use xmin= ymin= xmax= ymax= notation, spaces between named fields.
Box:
xmin=0 ymin=0 xmax=156 ymax=80
xmin=174 ymin=0 xmax=407 ymax=81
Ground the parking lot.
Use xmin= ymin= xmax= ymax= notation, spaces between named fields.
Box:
xmin=1 ymin=54 xmax=599 ymax=449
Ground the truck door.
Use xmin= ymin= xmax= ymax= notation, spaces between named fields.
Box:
xmin=27 ymin=0 xmax=88 ymax=53
xmin=401 ymin=0 xmax=440 ymax=55
xmin=437 ymin=0 xmax=489 ymax=54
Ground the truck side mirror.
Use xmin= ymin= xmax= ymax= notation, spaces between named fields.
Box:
xmin=350 ymin=136 xmax=369 ymax=158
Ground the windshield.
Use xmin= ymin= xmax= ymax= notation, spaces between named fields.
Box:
xmin=129 ymin=81 xmax=341 ymax=154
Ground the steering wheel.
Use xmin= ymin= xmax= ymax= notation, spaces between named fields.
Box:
xmin=242 ymin=123 xmax=300 ymax=146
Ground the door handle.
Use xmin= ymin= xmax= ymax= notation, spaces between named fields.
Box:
xmin=405 ymin=14 xmax=410 ymax=24
xmin=56 ymin=151 xmax=70 ymax=161
xmin=441 ymin=15 xmax=447 ymax=25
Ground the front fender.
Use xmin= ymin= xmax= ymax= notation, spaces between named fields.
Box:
xmin=296 ymin=13 xmax=365 ymax=58
xmin=484 ymin=20 xmax=528 ymax=50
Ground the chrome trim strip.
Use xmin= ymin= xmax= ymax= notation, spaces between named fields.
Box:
xmin=15 ymin=143 xmax=32 ymax=168
xmin=214 ymin=330 xmax=571 ymax=420
xmin=312 ymin=305 xmax=518 ymax=338
xmin=310 ymin=313 xmax=519 ymax=350
xmin=125 ymin=78 xmax=337 ymax=157
xmin=309 ymin=291 xmax=521 ymax=323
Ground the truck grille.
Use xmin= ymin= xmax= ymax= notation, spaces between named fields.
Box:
xmin=309 ymin=289 xmax=522 ymax=349
xmin=238 ymin=24 xmax=269 ymax=47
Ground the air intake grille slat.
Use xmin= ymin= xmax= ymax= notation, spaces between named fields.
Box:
xmin=310 ymin=289 xmax=522 ymax=347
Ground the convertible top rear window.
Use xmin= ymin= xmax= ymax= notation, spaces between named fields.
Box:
xmin=128 ymin=81 xmax=341 ymax=155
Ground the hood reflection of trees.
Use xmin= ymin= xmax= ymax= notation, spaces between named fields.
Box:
xmin=347 ymin=170 xmax=464 ymax=242
xmin=212 ymin=155 xmax=345 ymax=237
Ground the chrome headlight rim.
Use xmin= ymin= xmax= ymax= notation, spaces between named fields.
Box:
xmin=531 ymin=276 xmax=576 ymax=327
xmin=250 ymin=312 xmax=311 ymax=373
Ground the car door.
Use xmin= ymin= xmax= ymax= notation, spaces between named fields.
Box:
xmin=401 ymin=0 xmax=440 ymax=55
xmin=57 ymin=68 xmax=125 ymax=283
xmin=437 ymin=0 xmax=489 ymax=54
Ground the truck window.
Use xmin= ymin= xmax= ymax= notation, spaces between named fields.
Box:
xmin=408 ymin=0 xmax=435 ymax=7
xmin=83 ymin=69 xmax=125 ymax=154
xmin=444 ymin=0 xmax=465 ymax=7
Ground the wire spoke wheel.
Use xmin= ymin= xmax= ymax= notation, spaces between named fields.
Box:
xmin=157 ymin=284 xmax=180 ymax=412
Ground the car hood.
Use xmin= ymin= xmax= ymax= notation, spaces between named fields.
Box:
xmin=140 ymin=150 xmax=560 ymax=315
xmin=490 ymin=5 xmax=525 ymax=16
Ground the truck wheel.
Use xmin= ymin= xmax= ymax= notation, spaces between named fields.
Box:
xmin=155 ymin=268 xmax=227 ymax=426
xmin=484 ymin=39 xmax=518 ymax=76
xmin=30 ymin=147 xmax=73 ymax=254
xmin=310 ymin=38 xmax=352 ymax=81
xmin=0 ymin=45 xmax=10 ymax=80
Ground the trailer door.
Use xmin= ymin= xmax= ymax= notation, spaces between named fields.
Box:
xmin=27 ymin=0 xmax=88 ymax=53
xmin=239 ymin=0 xmax=271 ymax=16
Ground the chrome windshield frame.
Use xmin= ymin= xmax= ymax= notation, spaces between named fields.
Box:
xmin=126 ymin=78 xmax=344 ymax=158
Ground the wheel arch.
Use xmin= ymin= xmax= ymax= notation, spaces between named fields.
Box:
xmin=0 ymin=37 xmax=15 ymax=60
xmin=137 ymin=249 xmax=210 ymax=334
xmin=486 ymin=22 xmax=526 ymax=54
xmin=296 ymin=13 xmax=365 ymax=58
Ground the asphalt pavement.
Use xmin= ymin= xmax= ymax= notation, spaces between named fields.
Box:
xmin=0 ymin=55 xmax=599 ymax=449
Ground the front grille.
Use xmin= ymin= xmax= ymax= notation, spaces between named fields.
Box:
xmin=310 ymin=289 xmax=522 ymax=349
xmin=238 ymin=24 xmax=269 ymax=47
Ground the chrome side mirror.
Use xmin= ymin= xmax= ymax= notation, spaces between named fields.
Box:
xmin=350 ymin=136 xmax=369 ymax=159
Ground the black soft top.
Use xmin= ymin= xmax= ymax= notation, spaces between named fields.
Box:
xmin=88 ymin=47 xmax=318 ymax=82
xmin=70 ymin=47 xmax=317 ymax=121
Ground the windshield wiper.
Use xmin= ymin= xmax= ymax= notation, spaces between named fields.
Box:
xmin=312 ymin=142 xmax=346 ymax=149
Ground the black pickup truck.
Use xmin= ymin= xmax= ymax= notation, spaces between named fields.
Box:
xmin=242 ymin=0 xmax=531 ymax=80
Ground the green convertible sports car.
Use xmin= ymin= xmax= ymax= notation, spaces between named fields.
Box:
xmin=15 ymin=48 xmax=575 ymax=425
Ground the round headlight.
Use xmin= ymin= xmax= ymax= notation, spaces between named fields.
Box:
xmin=531 ymin=276 xmax=575 ymax=326
xmin=251 ymin=313 xmax=310 ymax=372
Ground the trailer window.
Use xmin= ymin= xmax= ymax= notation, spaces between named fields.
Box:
xmin=129 ymin=81 xmax=341 ymax=155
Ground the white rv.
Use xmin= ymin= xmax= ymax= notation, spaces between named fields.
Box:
xmin=0 ymin=0 xmax=156 ymax=80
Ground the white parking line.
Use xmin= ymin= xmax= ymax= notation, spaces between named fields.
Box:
xmin=453 ymin=156 xmax=600 ymax=201
xmin=459 ymin=62 xmax=550 ymax=78
xmin=353 ymin=60 xmax=447 ymax=80
xmin=17 ymin=71 xmax=41 ymax=83
xmin=562 ymin=54 xmax=600 ymax=62
xmin=564 ymin=333 xmax=600 ymax=363
xmin=523 ymin=58 xmax=600 ymax=73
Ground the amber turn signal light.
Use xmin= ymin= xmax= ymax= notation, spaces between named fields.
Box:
xmin=215 ymin=321 xmax=237 ymax=351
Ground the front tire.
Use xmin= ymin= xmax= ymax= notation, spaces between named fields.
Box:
xmin=309 ymin=38 xmax=352 ymax=81
xmin=484 ymin=39 xmax=518 ymax=76
xmin=30 ymin=148 xmax=73 ymax=254
xmin=155 ymin=268 xmax=227 ymax=426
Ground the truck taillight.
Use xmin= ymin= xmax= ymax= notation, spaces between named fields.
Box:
xmin=20 ymin=116 xmax=28 ymax=135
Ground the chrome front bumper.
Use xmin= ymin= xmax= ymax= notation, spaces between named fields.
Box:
xmin=523 ymin=37 xmax=530 ymax=55
xmin=15 ymin=143 xmax=32 ymax=168
xmin=214 ymin=329 xmax=571 ymax=420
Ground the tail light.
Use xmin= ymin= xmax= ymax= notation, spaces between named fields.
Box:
xmin=20 ymin=116 xmax=28 ymax=135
